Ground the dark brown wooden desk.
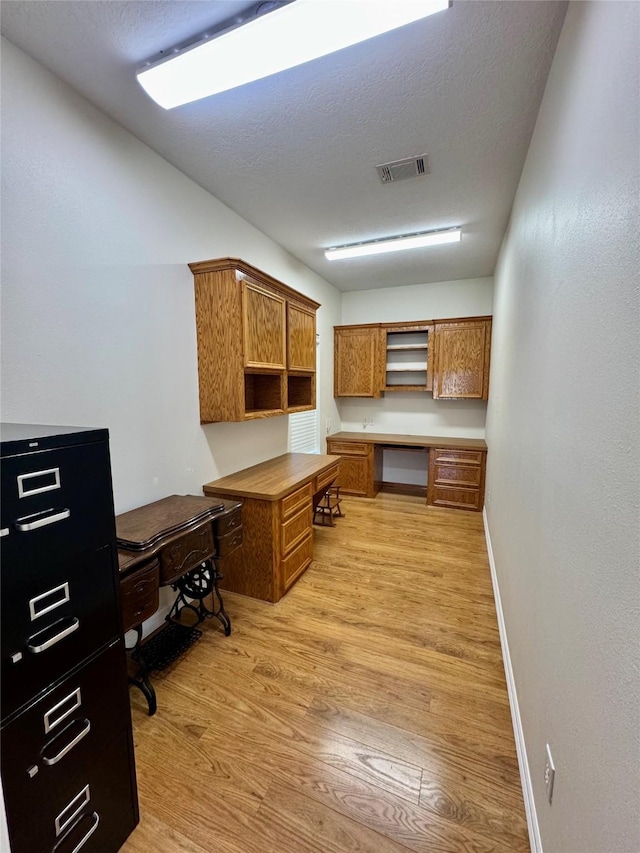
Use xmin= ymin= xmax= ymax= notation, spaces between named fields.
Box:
xmin=116 ymin=495 xmax=242 ymax=713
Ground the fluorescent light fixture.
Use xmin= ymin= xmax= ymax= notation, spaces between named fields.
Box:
xmin=325 ymin=228 xmax=462 ymax=261
xmin=137 ymin=0 xmax=450 ymax=109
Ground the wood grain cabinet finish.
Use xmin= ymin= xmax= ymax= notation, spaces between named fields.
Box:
xmin=427 ymin=446 xmax=487 ymax=512
xmin=204 ymin=453 xmax=340 ymax=603
xmin=326 ymin=439 xmax=379 ymax=498
xmin=333 ymin=316 xmax=491 ymax=400
xmin=432 ymin=317 xmax=492 ymax=400
xmin=334 ymin=325 xmax=384 ymax=398
xmin=190 ymin=258 xmax=320 ymax=422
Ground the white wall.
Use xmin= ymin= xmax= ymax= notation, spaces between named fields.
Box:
xmin=484 ymin=4 xmax=640 ymax=852
xmin=339 ymin=277 xmax=493 ymax=445
xmin=0 ymin=37 xmax=341 ymax=515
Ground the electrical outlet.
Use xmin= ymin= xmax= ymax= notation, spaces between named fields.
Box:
xmin=326 ymin=418 xmax=332 ymax=435
xmin=368 ymin=417 xmax=374 ymax=427
xmin=544 ymin=744 xmax=555 ymax=804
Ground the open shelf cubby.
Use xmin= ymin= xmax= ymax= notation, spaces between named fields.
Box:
xmin=385 ymin=329 xmax=429 ymax=390
xmin=244 ymin=372 xmax=284 ymax=415
xmin=287 ymin=374 xmax=314 ymax=410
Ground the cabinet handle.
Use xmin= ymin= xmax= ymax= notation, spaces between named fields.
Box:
xmin=28 ymin=616 xmax=79 ymax=653
xmin=53 ymin=812 xmax=100 ymax=853
xmin=42 ymin=719 xmax=91 ymax=766
xmin=16 ymin=508 xmax=70 ymax=531
xmin=0 ymin=527 xmax=9 ymax=538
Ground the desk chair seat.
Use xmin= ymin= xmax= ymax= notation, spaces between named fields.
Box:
xmin=313 ymin=485 xmax=344 ymax=527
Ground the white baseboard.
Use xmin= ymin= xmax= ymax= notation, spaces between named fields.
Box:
xmin=483 ymin=508 xmax=542 ymax=853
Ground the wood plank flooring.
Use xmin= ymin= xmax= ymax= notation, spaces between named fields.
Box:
xmin=121 ymin=494 xmax=528 ymax=853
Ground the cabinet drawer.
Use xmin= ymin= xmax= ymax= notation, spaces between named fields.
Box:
xmin=120 ymin=560 xmax=159 ymax=632
xmin=217 ymin=526 xmax=243 ymax=558
xmin=214 ymin=506 xmax=242 ymax=538
xmin=0 ymin=441 xmax=116 ymax=569
xmin=1 ymin=545 xmax=120 ymax=722
xmin=1 ymin=641 xmax=131 ymax=835
xmin=315 ymin=464 xmax=339 ymax=494
xmin=281 ymin=483 xmax=312 ymax=520
xmin=281 ymin=533 xmax=313 ymax=592
xmin=433 ymin=464 xmax=482 ymax=488
xmin=7 ymin=726 xmax=136 ymax=853
xmin=281 ymin=505 xmax=312 ymax=556
xmin=430 ymin=486 xmax=482 ymax=511
xmin=159 ymin=522 xmax=214 ymax=585
xmin=327 ymin=441 xmax=369 ymax=456
xmin=432 ymin=448 xmax=483 ymax=466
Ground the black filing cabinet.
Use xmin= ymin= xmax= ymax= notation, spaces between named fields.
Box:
xmin=0 ymin=424 xmax=139 ymax=853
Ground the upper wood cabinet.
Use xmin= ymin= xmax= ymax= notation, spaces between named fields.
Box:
xmin=333 ymin=316 xmax=492 ymax=400
xmin=334 ymin=325 xmax=384 ymax=398
xmin=242 ymin=281 xmax=286 ymax=369
xmin=432 ymin=317 xmax=492 ymax=400
xmin=190 ymin=258 xmax=320 ymax=423
xmin=287 ymin=303 xmax=316 ymax=371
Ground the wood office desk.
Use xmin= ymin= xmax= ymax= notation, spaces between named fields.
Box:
xmin=326 ymin=431 xmax=488 ymax=511
xmin=203 ymin=453 xmax=340 ymax=603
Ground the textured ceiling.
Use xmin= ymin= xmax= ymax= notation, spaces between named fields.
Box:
xmin=1 ymin=0 xmax=567 ymax=291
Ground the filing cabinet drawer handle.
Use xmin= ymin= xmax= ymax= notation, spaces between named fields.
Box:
xmin=53 ymin=812 xmax=100 ymax=853
xmin=16 ymin=508 xmax=71 ymax=531
xmin=0 ymin=527 xmax=9 ymax=538
xmin=28 ymin=616 xmax=80 ymax=653
xmin=43 ymin=718 xmax=91 ymax=766
xmin=55 ymin=784 xmax=90 ymax=836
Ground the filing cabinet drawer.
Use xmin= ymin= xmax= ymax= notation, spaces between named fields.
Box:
xmin=1 ymin=545 xmax=120 ymax=721
xmin=281 ymin=505 xmax=312 ymax=556
xmin=430 ymin=486 xmax=482 ymax=511
xmin=327 ymin=441 xmax=369 ymax=456
xmin=7 ymin=726 xmax=136 ymax=853
xmin=432 ymin=448 xmax=483 ymax=466
xmin=120 ymin=560 xmax=159 ymax=632
xmin=216 ymin=526 xmax=243 ymax=558
xmin=0 ymin=441 xmax=116 ymax=568
xmin=433 ymin=464 xmax=482 ymax=488
xmin=159 ymin=522 xmax=214 ymax=585
xmin=1 ymin=640 xmax=131 ymax=833
xmin=281 ymin=483 xmax=312 ymax=520
xmin=315 ymin=464 xmax=340 ymax=494
xmin=281 ymin=533 xmax=313 ymax=593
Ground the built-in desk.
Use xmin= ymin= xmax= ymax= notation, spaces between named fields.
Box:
xmin=326 ymin=432 xmax=487 ymax=511
xmin=203 ymin=453 xmax=341 ymax=602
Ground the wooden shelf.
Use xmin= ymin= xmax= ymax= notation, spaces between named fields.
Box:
xmin=386 ymin=344 xmax=428 ymax=351
xmin=287 ymin=374 xmax=314 ymax=409
xmin=385 ymin=367 xmax=427 ymax=373
xmin=383 ymin=385 xmax=428 ymax=392
xmin=244 ymin=372 xmax=284 ymax=417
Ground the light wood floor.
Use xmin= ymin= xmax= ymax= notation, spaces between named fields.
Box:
xmin=121 ymin=494 xmax=528 ymax=853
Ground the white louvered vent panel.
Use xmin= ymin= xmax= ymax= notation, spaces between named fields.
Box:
xmin=375 ymin=155 xmax=430 ymax=184
xmin=289 ymin=410 xmax=319 ymax=454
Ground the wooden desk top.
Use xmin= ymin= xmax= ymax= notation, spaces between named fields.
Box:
xmin=116 ymin=495 xmax=237 ymax=574
xmin=203 ymin=453 xmax=341 ymax=501
xmin=327 ymin=431 xmax=488 ymax=450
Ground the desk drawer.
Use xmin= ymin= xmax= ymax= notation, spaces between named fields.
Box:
xmin=215 ymin=506 xmax=242 ymax=538
xmin=281 ymin=505 xmax=312 ymax=556
xmin=433 ymin=464 xmax=482 ymax=488
xmin=430 ymin=486 xmax=482 ymax=511
xmin=281 ymin=483 xmax=312 ymax=520
xmin=327 ymin=441 xmax=369 ymax=456
xmin=281 ymin=533 xmax=313 ymax=593
xmin=432 ymin=448 xmax=483 ymax=466
xmin=159 ymin=522 xmax=214 ymax=585
xmin=216 ymin=527 xmax=243 ymax=558
xmin=315 ymin=464 xmax=340 ymax=494
xmin=120 ymin=560 xmax=159 ymax=632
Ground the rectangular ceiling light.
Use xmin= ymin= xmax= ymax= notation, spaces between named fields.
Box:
xmin=325 ymin=228 xmax=462 ymax=261
xmin=137 ymin=0 xmax=450 ymax=109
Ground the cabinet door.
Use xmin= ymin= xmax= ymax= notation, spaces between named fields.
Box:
xmin=242 ymin=282 xmax=286 ymax=369
xmin=288 ymin=304 xmax=316 ymax=371
xmin=332 ymin=454 xmax=370 ymax=497
xmin=432 ymin=319 xmax=491 ymax=400
xmin=334 ymin=327 xmax=382 ymax=397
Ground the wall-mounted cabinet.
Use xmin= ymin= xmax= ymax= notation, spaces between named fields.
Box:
xmin=334 ymin=316 xmax=491 ymax=401
xmin=190 ymin=258 xmax=319 ymax=422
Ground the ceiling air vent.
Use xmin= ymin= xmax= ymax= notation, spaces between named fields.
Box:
xmin=375 ymin=154 xmax=430 ymax=184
